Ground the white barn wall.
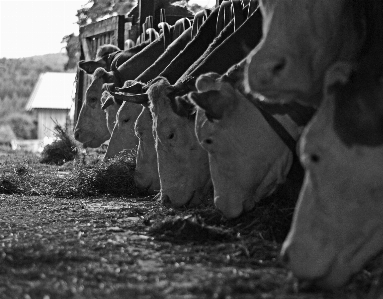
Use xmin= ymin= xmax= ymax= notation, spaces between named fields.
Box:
xmin=36 ymin=108 xmax=69 ymax=139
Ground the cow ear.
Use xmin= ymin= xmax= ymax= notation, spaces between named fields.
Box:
xmin=115 ymin=80 xmax=145 ymax=94
xmin=188 ymin=90 xmax=226 ymax=120
xmin=195 ymin=72 xmax=221 ymax=92
xmin=101 ymin=96 xmax=115 ymax=110
xmin=78 ymin=60 xmax=105 ymax=74
xmin=172 ymin=95 xmax=195 ymax=118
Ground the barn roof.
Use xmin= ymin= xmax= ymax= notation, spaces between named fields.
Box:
xmin=26 ymin=72 xmax=76 ymax=111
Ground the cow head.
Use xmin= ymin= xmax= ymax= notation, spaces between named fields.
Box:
xmin=148 ymin=78 xmax=212 ymax=208
xmin=245 ymin=0 xmax=367 ymax=107
xmin=134 ymin=106 xmax=161 ymax=194
xmin=78 ymin=44 xmax=120 ymax=74
xmin=281 ymin=54 xmax=383 ymax=288
xmin=104 ymin=100 xmax=141 ymax=160
xmin=74 ymin=68 xmax=117 ymax=148
xmin=191 ymin=73 xmax=302 ymax=219
xmin=109 ymin=91 xmax=160 ymax=195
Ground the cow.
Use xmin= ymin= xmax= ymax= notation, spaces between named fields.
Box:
xmin=244 ymin=0 xmax=379 ymax=107
xmin=280 ymin=27 xmax=383 ymax=288
xmin=110 ymin=87 xmax=161 ymax=194
xmin=103 ymin=101 xmax=142 ymax=160
xmin=188 ymin=68 xmax=314 ymax=219
xmin=113 ymin=6 xmax=263 ymax=207
xmin=148 ymin=77 xmax=213 ymax=207
xmin=134 ymin=106 xmax=161 ymax=194
xmin=73 ymin=41 xmax=150 ymax=147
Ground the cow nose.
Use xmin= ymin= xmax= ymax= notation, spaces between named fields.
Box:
xmin=74 ymin=129 xmax=80 ymax=140
xmin=248 ymin=55 xmax=288 ymax=89
xmin=161 ymin=194 xmax=172 ymax=207
xmin=260 ymin=58 xmax=287 ymax=84
xmin=134 ymin=172 xmax=149 ymax=189
xmin=280 ymin=247 xmax=290 ymax=266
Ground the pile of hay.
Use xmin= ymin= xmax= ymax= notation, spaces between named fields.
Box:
xmin=71 ymin=149 xmax=138 ymax=197
xmin=40 ymin=125 xmax=78 ymax=165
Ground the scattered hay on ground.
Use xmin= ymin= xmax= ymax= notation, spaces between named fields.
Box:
xmin=149 ymin=214 xmax=235 ymax=243
xmin=0 ymin=149 xmax=138 ymax=198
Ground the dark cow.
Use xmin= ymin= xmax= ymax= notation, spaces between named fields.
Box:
xmin=281 ymin=10 xmax=383 ymax=288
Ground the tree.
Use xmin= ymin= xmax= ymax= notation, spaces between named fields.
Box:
xmin=62 ymin=34 xmax=80 ymax=71
xmin=76 ymin=0 xmax=137 ymax=26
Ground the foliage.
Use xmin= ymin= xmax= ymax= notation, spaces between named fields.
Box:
xmin=0 ymin=124 xmax=16 ymax=143
xmin=40 ymin=124 xmax=79 ymax=166
xmin=74 ymin=0 xmax=208 ymax=26
xmin=0 ymin=95 xmax=29 ymax=119
xmin=76 ymin=0 xmax=137 ymax=26
xmin=0 ymin=54 xmax=69 ymax=100
xmin=61 ymin=34 xmax=81 ymax=71
xmin=2 ymin=113 xmax=37 ymax=140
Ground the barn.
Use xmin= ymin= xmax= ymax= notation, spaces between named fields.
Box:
xmin=26 ymin=72 xmax=76 ymax=139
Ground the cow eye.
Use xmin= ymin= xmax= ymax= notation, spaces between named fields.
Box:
xmin=123 ymin=118 xmax=130 ymax=123
xmin=90 ymin=97 xmax=97 ymax=103
xmin=168 ymin=132 xmax=175 ymax=139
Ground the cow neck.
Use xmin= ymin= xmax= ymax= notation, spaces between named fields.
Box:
xmin=221 ymin=70 xmax=315 ymax=148
xmin=158 ymin=6 xmax=220 ymax=84
xmin=135 ymin=27 xmax=193 ymax=85
xmin=175 ymin=7 xmax=262 ymax=93
xmin=248 ymin=97 xmax=306 ymax=183
xmin=248 ymin=97 xmax=299 ymax=157
xmin=110 ymin=69 xmax=124 ymax=89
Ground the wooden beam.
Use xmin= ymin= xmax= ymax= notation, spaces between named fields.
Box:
xmin=139 ymin=0 xmax=155 ymax=35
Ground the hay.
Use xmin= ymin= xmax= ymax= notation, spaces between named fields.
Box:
xmin=72 ymin=149 xmax=138 ymax=197
xmin=40 ymin=124 xmax=78 ymax=165
xmin=149 ymin=215 xmax=235 ymax=243
xmin=0 ymin=149 xmax=138 ymax=198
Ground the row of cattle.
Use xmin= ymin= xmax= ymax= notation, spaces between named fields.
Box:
xmin=73 ymin=0 xmax=383 ymax=290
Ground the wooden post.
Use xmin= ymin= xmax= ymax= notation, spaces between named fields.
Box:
xmin=74 ymin=45 xmax=85 ymax=124
xmin=139 ymin=0 xmax=155 ymax=35
xmin=117 ymin=15 xmax=125 ymax=49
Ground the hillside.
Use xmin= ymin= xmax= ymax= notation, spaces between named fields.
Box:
xmin=0 ymin=53 xmax=73 ymax=101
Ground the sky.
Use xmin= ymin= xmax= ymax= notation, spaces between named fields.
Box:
xmin=0 ymin=0 xmax=216 ymax=59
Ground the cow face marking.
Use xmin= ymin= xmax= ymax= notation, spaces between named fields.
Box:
xmin=246 ymin=0 xmax=365 ymax=106
xmin=148 ymin=78 xmax=212 ymax=208
xmin=192 ymin=75 xmax=298 ymax=219
xmin=282 ymin=58 xmax=383 ymax=288
xmin=104 ymin=101 xmax=141 ymax=160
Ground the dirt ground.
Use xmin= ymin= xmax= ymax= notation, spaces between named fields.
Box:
xmin=0 ymin=150 xmax=381 ymax=299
